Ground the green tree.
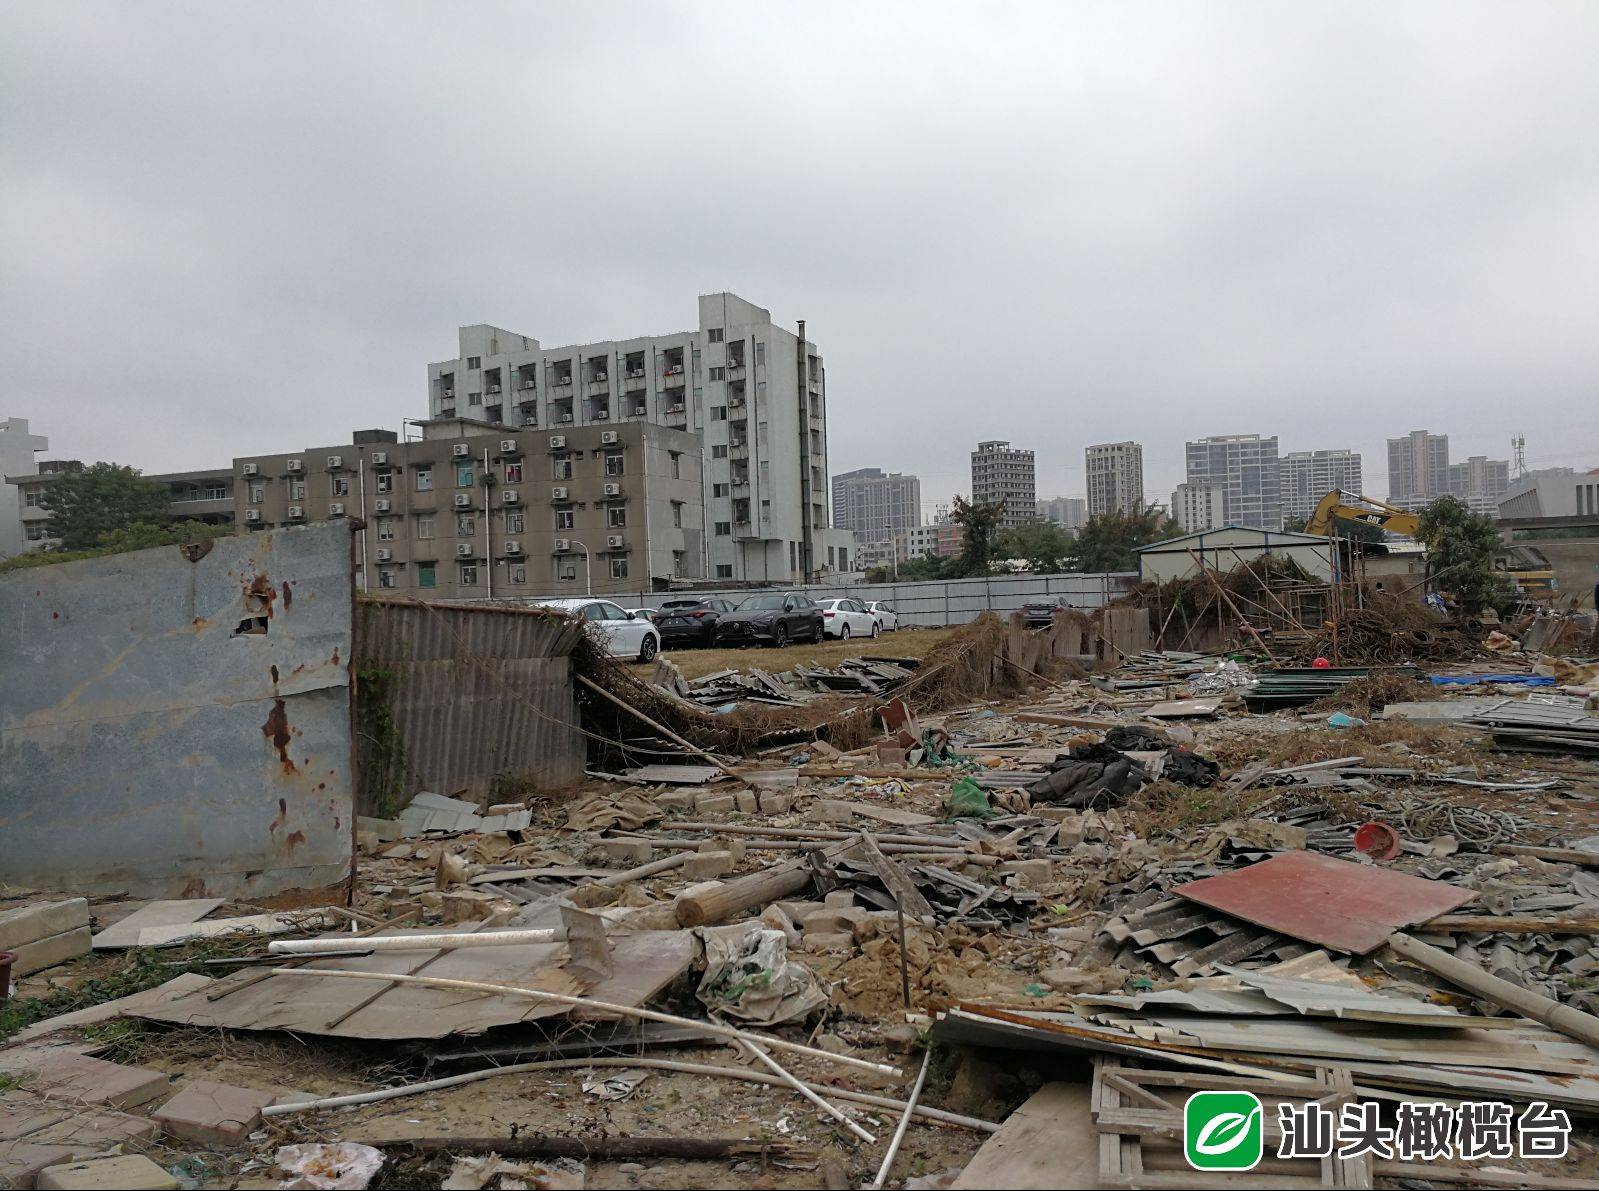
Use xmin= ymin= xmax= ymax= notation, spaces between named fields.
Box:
xmin=37 ymin=463 xmax=172 ymax=550
xmin=1067 ymin=507 xmax=1182 ymax=572
xmin=949 ymin=496 xmax=1005 ymax=577
xmin=995 ymin=519 xmax=1073 ymax=573
xmin=1415 ymin=496 xmax=1513 ymax=613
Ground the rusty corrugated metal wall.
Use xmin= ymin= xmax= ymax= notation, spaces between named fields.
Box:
xmin=355 ymin=598 xmax=587 ymax=812
xmin=0 ymin=523 xmax=356 ymax=900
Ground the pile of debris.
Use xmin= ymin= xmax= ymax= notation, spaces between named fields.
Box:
xmin=658 ymin=656 xmax=922 ymax=707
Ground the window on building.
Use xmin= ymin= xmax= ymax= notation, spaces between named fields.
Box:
xmin=671 ymin=501 xmax=683 ymax=528
xmin=456 ymin=463 xmax=474 ymax=487
xmin=755 ymin=341 xmax=766 ymax=365
xmin=556 ymin=507 xmax=574 ymax=529
xmin=458 ymin=563 xmax=478 ymax=586
xmin=377 ymin=518 xmax=396 ymax=541
xmin=712 ymin=445 xmax=728 ymax=459
xmin=456 ymin=513 xmax=475 ymax=536
xmin=467 ymin=356 xmax=481 ymax=369
xmin=26 ymin=524 xmax=48 ymax=541
xmin=558 ymin=562 xmax=577 ymax=581
xmin=716 ymin=564 xmax=733 ymax=579
xmin=509 ymin=562 xmax=527 ymax=584
xmin=713 ymin=483 xmax=729 ymax=497
xmin=709 ymin=367 xmax=725 ymax=381
xmin=378 ymin=567 xmax=398 ymax=589
xmin=416 ymin=515 xmax=435 ymax=539
xmin=715 ymin=521 xmax=731 ymax=536
xmin=608 ymin=505 xmax=626 ymax=528
xmin=23 ymin=489 xmax=42 ymax=507
xmin=250 ymin=484 xmax=265 ymax=504
xmin=707 ymin=328 xmax=724 ymax=343
xmin=504 ymin=462 xmax=522 ymax=483
xmin=604 ymin=451 xmax=624 ymax=477
xmin=761 ymin=499 xmax=771 ymax=523
xmin=375 ymin=472 xmax=393 ymax=494
xmin=468 ymin=393 xmax=481 ymax=406
xmin=553 ymin=457 xmax=573 ymax=480
xmin=669 ymin=451 xmax=681 ymax=479
xmin=505 ymin=510 xmax=524 ymax=534
xmin=417 ymin=562 xmax=436 ymax=588
xmin=711 ymin=406 xmax=727 ymax=421
xmin=287 ymin=479 xmax=305 ymax=500
xmin=610 ymin=557 xmax=629 ymax=579
xmin=415 ymin=467 xmax=433 ymax=492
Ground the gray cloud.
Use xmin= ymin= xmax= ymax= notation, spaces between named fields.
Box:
xmin=3 ymin=1 xmax=1595 ymax=508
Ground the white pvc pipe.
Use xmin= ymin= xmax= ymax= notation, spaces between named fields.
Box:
xmin=736 ymin=1038 xmax=875 ymax=1144
xmin=268 ymin=928 xmax=560 ymax=956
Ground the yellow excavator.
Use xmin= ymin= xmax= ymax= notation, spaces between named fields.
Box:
xmin=1305 ymin=489 xmax=1556 ymax=601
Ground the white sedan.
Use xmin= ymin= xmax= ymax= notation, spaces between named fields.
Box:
xmin=818 ymin=598 xmax=880 ymax=640
xmin=533 ymin=597 xmax=661 ymax=662
xmin=864 ymin=601 xmax=899 ymax=632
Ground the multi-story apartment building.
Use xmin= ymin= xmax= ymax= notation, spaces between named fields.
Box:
xmin=1038 ymin=496 xmax=1087 ymax=532
xmin=234 ymin=420 xmax=703 ymax=600
xmin=6 ymin=459 xmax=234 ymax=553
xmin=1184 ymin=434 xmax=1283 ymax=530
xmin=970 ymin=440 xmax=1036 ymax=529
xmin=1448 ymin=455 xmax=1510 ymax=514
xmin=1084 ymin=441 xmax=1144 ymax=518
xmin=1387 ymin=430 xmax=1452 ymax=511
xmin=897 ymin=522 xmax=963 ymax=562
xmin=1280 ymin=449 xmax=1364 ymax=523
xmin=1170 ymin=482 xmax=1227 ymax=532
xmin=831 ymin=468 xmax=921 ymax=546
xmin=425 ymin=293 xmax=847 ymax=583
xmin=0 ymin=417 xmax=49 ymax=558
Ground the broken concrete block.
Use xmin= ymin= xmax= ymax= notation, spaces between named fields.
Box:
xmin=655 ymin=791 xmax=695 ymax=811
xmin=809 ymin=799 xmax=854 ymax=824
xmin=875 ymin=744 xmax=909 ymax=766
xmin=0 ymin=1051 xmax=168 ymax=1110
xmin=152 ymin=1080 xmax=277 ymax=1147
xmin=0 ymin=900 xmax=89 ymax=951
xmin=683 ymin=850 xmax=734 ymax=881
xmin=809 ymin=740 xmax=843 ymax=760
xmin=9 ymin=928 xmax=93 ymax=978
xmin=881 ymin=1024 xmax=920 ymax=1053
xmin=37 ymin=1154 xmax=179 ymax=1190
xmin=823 ymin=890 xmax=857 ymax=909
xmin=1002 ymin=859 xmax=1053 ymax=889
xmin=694 ymin=792 xmax=736 ymax=815
xmin=802 ymin=907 xmax=869 ymax=936
xmin=486 ymin=801 xmax=526 ymax=815
xmin=355 ymin=830 xmax=382 ymax=855
xmin=599 ymin=838 xmax=653 ymax=865
xmin=380 ymin=843 xmax=413 ymax=860
xmin=757 ymin=791 xmax=794 ymax=815
xmin=695 ymin=837 xmax=746 ymax=864
xmin=440 ymin=890 xmax=512 ymax=924
xmin=734 ymin=790 xmax=760 ymax=814
xmin=800 ymin=931 xmax=853 ymax=954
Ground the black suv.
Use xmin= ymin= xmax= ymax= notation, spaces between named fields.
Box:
xmin=653 ymin=597 xmax=737 ymax=647
xmin=712 ymin=592 xmax=825 ymax=647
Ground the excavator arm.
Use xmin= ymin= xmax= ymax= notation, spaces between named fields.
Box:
xmin=1305 ymin=489 xmax=1422 ymax=538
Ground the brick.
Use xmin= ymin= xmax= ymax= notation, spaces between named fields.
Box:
xmin=0 ymin=1051 xmax=167 ymax=1111
xmin=823 ymin=890 xmax=857 ymax=909
xmin=37 ymin=1154 xmax=179 ymax=1190
xmin=654 ymin=791 xmax=695 ymax=811
xmin=152 ymin=1080 xmax=277 ymax=1147
xmin=683 ymin=851 xmax=733 ymax=881
xmin=1001 ymin=859 xmax=1053 ymax=889
xmin=734 ymin=790 xmax=760 ymax=814
xmin=801 ymin=907 xmax=868 ymax=936
xmin=0 ymin=1089 xmax=156 ymax=1187
xmin=599 ymin=839 xmax=653 ymax=865
xmin=0 ymin=900 xmax=89 ymax=952
xmin=9 ymin=928 xmax=92 ymax=978
xmin=757 ymin=792 xmax=794 ymax=815
xmin=800 ymin=931 xmax=852 ymax=954
xmin=693 ymin=792 xmax=736 ymax=815
xmin=696 ymin=837 xmax=745 ymax=864
xmin=809 ymin=799 xmax=854 ymax=824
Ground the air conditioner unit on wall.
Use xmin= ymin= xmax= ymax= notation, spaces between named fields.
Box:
xmin=328 ymin=503 xmax=345 ymax=516
xmin=505 ymin=541 xmax=521 ymax=555
xmin=375 ymin=548 xmax=392 ymax=562
xmin=500 ymin=439 xmax=518 ymax=453
xmin=554 ymin=538 xmax=571 ymax=551
xmin=548 ymin=435 xmax=566 ymax=449
xmin=452 ymin=443 xmax=470 ymax=457
xmin=288 ymin=505 xmax=304 ymax=519
xmin=607 ymin=534 xmax=624 ymax=549
xmin=374 ymin=499 xmax=391 ymax=512
xmin=326 ymin=455 xmax=343 ymax=469
xmin=457 ymin=543 xmax=473 ymax=557
xmin=502 ymin=489 xmax=519 ymax=504
xmin=454 ymin=493 xmax=472 ymax=507
xmin=245 ymin=509 xmax=261 ymax=522
xmin=551 ymin=486 xmax=568 ymax=500
xmin=603 ymin=483 xmax=620 ymax=496
xmin=600 ymin=430 xmax=619 ymax=444
xmin=242 ymin=462 xmax=259 ymax=476
xmin=371 ymin=451 xmax=389 ymax=466
xmin=286 ymin=459 xmax=303 ymax=472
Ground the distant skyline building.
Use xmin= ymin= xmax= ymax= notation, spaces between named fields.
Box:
xmin=831 ymin=467 xmax=921 ymax=545
xmin=1038 ymin=495 xmax=1087 ymax=531
xmin=1183 ymin=433 xmax=1283 ymax=530
xmin=1280 ymin=448 xmax=1364 ymax=523
xmin=1387 ymin=429 xmax=1509 ymax=514
xmin=1170 ymin=481 xmax=1226 ymax=532
xmin=970 ymin=440 xmax=1036 ymax=530
xmin=1085 ymin=441 xmax=1144 ymax=518
xmin=0 ymin=417 xmax=49 ymax=559
xmin=1448 ymin=455 xmax=1510 ymax=514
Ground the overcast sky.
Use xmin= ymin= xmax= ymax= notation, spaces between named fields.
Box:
xmin=4 ymin=2 xmax=1596 ymax=511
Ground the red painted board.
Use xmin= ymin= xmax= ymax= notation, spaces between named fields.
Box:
xmin=1173 ymin=851 xmax=1474 ymax=954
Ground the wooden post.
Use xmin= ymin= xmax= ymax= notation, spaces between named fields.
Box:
xmin=673 ymin=858 xmax=815 ymax=927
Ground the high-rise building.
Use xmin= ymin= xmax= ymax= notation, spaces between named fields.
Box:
xmin=234 ymin=420 xmax=703 ymax=600
xmin=1038 ymin=496 xmax=1087 ymax=531
xmin=831 ymin=468 xmax=922 ymax=547
xmin=425 ymin=293 xmax=847 ymax=584
xmin=1183 ymin=434 xmax=1283 ymax=530
xmin=970 ymin=440 xmax=1036 ymax=530
xmin=1387 ymin=430 xmax=1452 ymax=511
xmin=0 ymin=418 xmax=49 ymax=559
xmin=1448 ymin=456 xmax=1510 ymax=514
xmin=1170 ymin=482 xmax=1227 ymax=532
xmin=1280 ymin=449 xmax=1364 ymax=523
xmin=1084 ymin=441 xmax=1144 ymax=518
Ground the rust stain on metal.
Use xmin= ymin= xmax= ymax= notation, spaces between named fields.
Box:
xmin=269 ymin=664 xmax=280 ymax=685
xmin=269 ymin=797 xmax=287 ymax=835
xmin=262 ymin=700 xmax=296 ymax=774
xmin=281 ymin=580 xmax=293 ymax=609
xmin=245 ymin=572 xmax=277 ymax=618
xmin=331 ymin=646 xmax=340 ymax=667
xmin=178 ymin=540 xmax=215 ymax=563
xmin=284 ymin=830 xmax=306 ymax=851
xmin=181 ymin=877 xmax=209 ymax=899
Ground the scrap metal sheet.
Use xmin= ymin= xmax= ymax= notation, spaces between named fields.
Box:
xmin=1173 ymin=851 xmax=1473 ymax=954
xmin=0 ymin=523 xmax=355 ymax=899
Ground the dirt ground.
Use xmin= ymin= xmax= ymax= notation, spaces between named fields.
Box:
xmin=641 ymin=625 xmax=959 ymax=680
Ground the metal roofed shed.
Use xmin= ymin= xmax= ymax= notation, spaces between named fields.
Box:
xmin=1135 ymin=524 xmax=1337 ymax=584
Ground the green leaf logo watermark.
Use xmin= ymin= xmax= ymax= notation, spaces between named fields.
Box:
xmin=1185 ymin=1090 xmax=1264 ymax=1171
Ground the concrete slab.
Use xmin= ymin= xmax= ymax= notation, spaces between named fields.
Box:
xmin=0 ymin=1050 xmax=169 ymax=1110
xmin=37 ymin=1154 xmax=180 ymax=1190
xmin=8 ymin=928 xmax=91 ymax=978
xmin=0 ymin=901 xmax=89 ymax=952
xmin=0 ymin=1090 xmax=157 ymax=1188
xmin=153 ymin=1079 xmax=277 ymax=1146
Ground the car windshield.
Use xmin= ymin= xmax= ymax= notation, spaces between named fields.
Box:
xmin=660 ymin=599 xmax=700 ymax=609
xmin=738 ymin=595 xmax=788 ymax=610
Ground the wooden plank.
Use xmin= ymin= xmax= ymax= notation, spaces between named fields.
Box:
xmin=952 ymin=1081 xmax=1101 ymax=1189
xmin=91 ymin=899 xmax=225 ymax=949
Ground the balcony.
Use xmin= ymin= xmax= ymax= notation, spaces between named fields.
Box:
xmin=725 ymin=363 xmax=746 ymax=381
xmin=624 ymin=399 xmax=648 ymax=418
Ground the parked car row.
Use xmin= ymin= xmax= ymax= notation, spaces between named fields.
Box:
xmin=534 ymin=593 xmax=902 ymax=658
